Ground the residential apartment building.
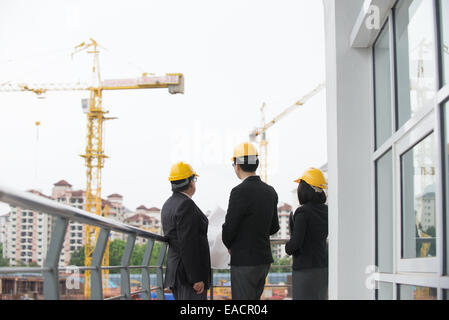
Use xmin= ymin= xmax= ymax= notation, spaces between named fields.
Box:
xmin=271 ymin=203 xmax=293 ymax=261
xmin=52 ymin=180 xmax=86 ymax=266
xmin=0 ymin=214 xmax=7 ymax=245
xmin=106 ymin=193 xmax=126 ymax=241
xmin=135 ymin=205 xmax=161 ymax=221
xmin=2 ymin=180 xmax=128 ymax=267
xmin=3 ymin=190 xmax=52 ymax=266
xmin=124 ymin=209 xmax=161 ymax=245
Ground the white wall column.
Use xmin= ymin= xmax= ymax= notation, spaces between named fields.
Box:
xmin=323 ymin=0 xmax=375 ymax=300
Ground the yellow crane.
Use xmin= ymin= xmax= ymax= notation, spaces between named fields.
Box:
xmin=249 ymin=83 xmax=325 ymax=183
xmin=0 ymin=38 xmax=184 ymax=298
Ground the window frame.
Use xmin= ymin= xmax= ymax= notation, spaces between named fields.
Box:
xmin=375 ymin=148 xmax=394 ymax=274
xmin=395 ymin=113 xmax=439 ymax=273
xmin=371 ymin=0 xmax=449 ymax=299
xmin=373 ymin=18 xmax=395 ymax=150
xmin=392 ymin=0 xmax=439 ymax=130
xmin=440 ymin=99 xmax=449 ymax=277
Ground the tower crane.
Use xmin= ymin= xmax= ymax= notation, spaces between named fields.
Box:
xmin=0 ymin=38 xmax=184 ymax=298
xmin=249 ymin=83 xmax=325 ymax=182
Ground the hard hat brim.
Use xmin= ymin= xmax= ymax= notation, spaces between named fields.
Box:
xmin=169 ymin=173 xmax=199 ymax=181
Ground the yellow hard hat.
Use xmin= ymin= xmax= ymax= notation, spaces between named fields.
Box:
xmin=294 ymin=167 xmax=327 ymax=189
xmin=231 ymin=142 xmax=259 ymax=161
xmin=168 ymin=162 xmax=199 ymax=182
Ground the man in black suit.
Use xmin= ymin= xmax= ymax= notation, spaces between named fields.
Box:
xmin=161 ymin=162 xmax=211 ymax=300
xmin=222 ymin=142 xmax=280 ymax=300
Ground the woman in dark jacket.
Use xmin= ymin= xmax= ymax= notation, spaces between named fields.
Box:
xmin=285 ymin=167 xmax=328 ymax=300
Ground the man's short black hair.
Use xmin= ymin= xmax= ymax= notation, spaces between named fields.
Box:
xmin=171 ymin=175 xmax=194 ymax=192
xmin=234 ymin=155 xmax=259 ymax=173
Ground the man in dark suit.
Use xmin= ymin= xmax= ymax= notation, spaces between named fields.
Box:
xmin=161 ymin=162 xmax=211 ymax=300
xmin=222 ymin=142 xmax=280 ymax=300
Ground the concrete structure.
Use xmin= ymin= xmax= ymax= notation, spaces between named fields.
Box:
xmin=323 ymin=0 xmax=449 ymax=299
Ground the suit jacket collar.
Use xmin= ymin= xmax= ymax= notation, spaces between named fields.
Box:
xmin=173 ymin=191 xmax=191 ymax=199
xmin=241 ymin=175 xmax=261 ymax=183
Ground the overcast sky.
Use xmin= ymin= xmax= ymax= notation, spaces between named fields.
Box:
xmin=0 ymin=0 xmax=327 ymax=215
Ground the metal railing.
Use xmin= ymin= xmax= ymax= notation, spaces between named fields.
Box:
xmin=0 ymin=184 xmax=293 ymax=300
xmin=0 ymin=184 xmax=168 ymax=300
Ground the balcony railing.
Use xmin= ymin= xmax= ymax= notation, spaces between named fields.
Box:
xmin=0 ymin=184 xmax=168 ymax=300
xmin=0 ymin=184 xmax=292 ymax=300
xmin=209 ymin=238 xmax=291 ymax=300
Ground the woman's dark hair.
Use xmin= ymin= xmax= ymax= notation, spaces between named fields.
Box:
xmin=171 ymin=175 xmax=194 ymax=192
xmin=297 ymin=180 xmax=327 ymax=205
xmin=234 ymin=155 xmax=259 ymax=172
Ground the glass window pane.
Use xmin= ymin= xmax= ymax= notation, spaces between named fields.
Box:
xmin=376 ymin=150 xmax=393 ymax=272
xmin=439 ymin=0 xmax=449 ymax=85
xmin=443 ymin=102 xmax=449 ymax=274
xmin=374 ymin=22 xmax=393 ymax=148
xmin=395 ymin=0 xmax=437 ymax=128
xmin=377 ymin=282 xmax=394 ymax=300
xmin=401 ymin=134 xmax=437 ymax=259
xmin=444 ymin=290 xmax=449 ymax=300
xmin=398 ymin=284 xmax=437 ymax=300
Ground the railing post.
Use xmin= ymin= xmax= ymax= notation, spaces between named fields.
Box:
xmin=155 ymin=242 xmax=167 ymax=300
xmin=120 ymin=234 xmax=136 ymax=300
xmin=90 ymin=228 xmax=110 ymax=300
xmin=43 ymin=217 xmax=68 ymax=300
xmin=141 ymin=239 xmax=154 ymax=300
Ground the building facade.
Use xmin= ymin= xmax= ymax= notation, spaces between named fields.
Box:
xmin=0 ymin=214 xmax=7 ymax=246
xmin=271 ymin=203 xmax=293 ymax=260
xmin=124 ymin=211 xmax=161 ymax=245
xmin=106 ymin=193 xmax=126 ymax=241
xmin=3 ymin=190 xmax=52 ymax=266
xmin=52 ymin=180 xmax=85 ymax=266
xmin=324 ymin=0 xmax=449 ymax=299
xmin=135 ymin=205 xmax=161 ymax=221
